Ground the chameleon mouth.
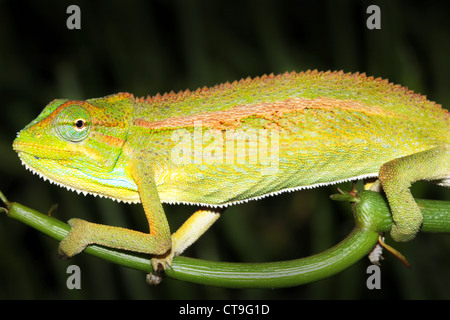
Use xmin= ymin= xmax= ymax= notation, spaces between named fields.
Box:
xmin=13 ymin=139 xmax=75 ymax=159
xmin=14 ymin=147 xmax=84 ymax=192
xmin=18 ymin=155 xmax=58 ymax=185
xmin=15 ymin=151 xmax=66 ymax=187
xmin=17 ymin=151 xmax=140 ymax=203
xmin=16 ymin=151 xmax=140 ymax=204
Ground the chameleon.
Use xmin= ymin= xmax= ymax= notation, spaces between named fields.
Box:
xmin=12 ymin=70 xmax=450 ymax=273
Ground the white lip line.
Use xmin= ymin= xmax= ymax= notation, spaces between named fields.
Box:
xmin=18 ymin=152 xmax=379 ymax=208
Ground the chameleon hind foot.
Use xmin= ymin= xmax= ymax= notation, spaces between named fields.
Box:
xmin=146 ymin=250 xmax=175 ymax=285
xmin=151 ymin=249 xmax=175 ymax=272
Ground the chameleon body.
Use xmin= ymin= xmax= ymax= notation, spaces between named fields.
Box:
xmin=12 ymin=70 xmax=450 ymax=271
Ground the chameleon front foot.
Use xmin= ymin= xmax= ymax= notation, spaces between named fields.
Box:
xmin=58 ymin=218 xmax=91 ymax=258
xmin=58 ymin=216 xmax=172 ymax=261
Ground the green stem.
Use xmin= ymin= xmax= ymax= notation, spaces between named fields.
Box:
xmin=170 ymin=228 xmax=378 ymax=288
xmin=1 ymin=190 xmax=449 ymax=288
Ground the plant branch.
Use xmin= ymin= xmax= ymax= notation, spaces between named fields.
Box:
xmin=1 ymin=190 xmax=449 ymax=288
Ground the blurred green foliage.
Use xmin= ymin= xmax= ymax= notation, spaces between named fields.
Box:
xmin=0 ymin=0 xmax=449 ymax=299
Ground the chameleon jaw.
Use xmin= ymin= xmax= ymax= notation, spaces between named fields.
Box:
xmin=17 ymin=152 xmax=140 ymax=204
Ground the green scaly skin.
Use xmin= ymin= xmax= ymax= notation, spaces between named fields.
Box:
xmin=12 ymin=70 xmax=450 ymax=272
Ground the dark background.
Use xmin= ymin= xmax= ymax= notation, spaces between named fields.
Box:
xmin=0 ymin=0 xmax=449 ymax=299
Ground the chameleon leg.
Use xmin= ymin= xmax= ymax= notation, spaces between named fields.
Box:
xmin=58 ymin=160 xmax=172 ymax=262
xmin=150 ymin=208 xmax=222 ymax=273
xmin=379 ymin=145 xmax=450 ymax=242
xmin=170 ymin=208 xmax=222 ymax=257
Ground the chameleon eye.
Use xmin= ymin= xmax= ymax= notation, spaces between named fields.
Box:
xmin=75 ymin=119 xmax=86 ymax=130
xmin=55 ymin=105 xmax=91 ymax=142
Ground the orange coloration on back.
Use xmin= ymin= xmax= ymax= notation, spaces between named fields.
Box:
xmin=132 ymin=97 xmax=387 ymax=130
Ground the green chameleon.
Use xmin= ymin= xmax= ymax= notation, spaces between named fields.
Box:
xmin=12 ymin=70 xmax=449 ymax=272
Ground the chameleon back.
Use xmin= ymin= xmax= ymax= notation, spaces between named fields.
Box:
xmin=128 ymin=71 xmax=449 ymax=206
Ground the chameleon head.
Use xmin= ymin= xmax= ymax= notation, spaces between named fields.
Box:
xmin=12 ymin=93 xmax=138 ymax=201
